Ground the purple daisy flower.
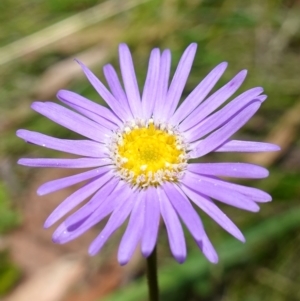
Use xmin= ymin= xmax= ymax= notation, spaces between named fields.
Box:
xmin=17 ymin=43 xmax=279 ymax=265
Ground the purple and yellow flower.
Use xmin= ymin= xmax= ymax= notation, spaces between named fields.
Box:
xmin=17 ymin=43 xmax=279 ymax=264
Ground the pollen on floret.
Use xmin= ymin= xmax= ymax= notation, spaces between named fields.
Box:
xmin=108 ymin=119 xmax=189 ymax=188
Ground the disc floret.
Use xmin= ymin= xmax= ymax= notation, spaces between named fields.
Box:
xmin=109 ymin=119 xmax=189 ymax=187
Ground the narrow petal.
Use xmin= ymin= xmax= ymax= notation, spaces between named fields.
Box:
xmin=32 ymin=102 xmax=108 ymax=143
xmin=158 ymin=186 xmax=186 ymax=263
xmin=215 ymin=140 xmax=281 ymax=152
xmin=141 ymin=187 xmax=160 ymax=257
xmin=63 ymin=177 xmax=121 ymax=230
xmin=75 ymin=59 xmax=128 ymax=121
xmin=88 ymin=188 xmax=137 ymax=256
xmin=186 ymin=89 xmax=265 ymax=142
xmin=153 ymin=49 xmax=171 ymax=121
xmin=190 ymin=101 xmax=261 ymax=158
xmin=59 ymin=102 xmax=118 ymax=130
xmin=103 ymin=64 xmax=133 ymax=119
xmin=181 ymin=185 xmax=245 ymax=242
xmin=118 ymin=44 xmax=142 ymax=117
xmin=163 ymin=43 xmax=197 ymax=119
xmin=170 ymin=62 xmax=228 ymax=124
xmin=118 ymin=193 xmax=145 ymax=265
xmin=53 ymin=198 xmax=114 ymax=244
xmin=192 ymin=175 xmax=272 ymax=203
xmin=188 ymin=163 xmax=269 ymax=179
xmin=141 ymin=48 xmax=160 ymax=119
xmin=183 ymin=172 xmax=260 ymax=212
xmin=180 ymin=70 xmax=248 ymax=132
xmin=196 ymin=234 xmax=218 ymax=264
xmin=37 ymin=166 xmax=110 ymax=195
xmin=18 ymin=157 xmax=111 ymax=168
xmin=57 ymin=89 xmax=121 ymax=128
xmin=17 ymin=130 xmax=106 ymax=158
xmin=44 ymin=171 xmax=114 ymax=228
xmin=163 ymin=182 xmax=205 ymax=242
xmin=53 ymin=181 xmax=129 ymax=244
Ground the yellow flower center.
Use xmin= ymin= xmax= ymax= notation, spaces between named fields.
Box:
xmin=110 ymin=120 xmax=188 ymax=188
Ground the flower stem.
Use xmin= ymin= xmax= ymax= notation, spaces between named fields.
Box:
xmin=146 ymin=246 xmax=159 ymax=301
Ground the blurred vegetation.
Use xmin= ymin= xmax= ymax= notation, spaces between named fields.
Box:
xmin=0 ymin=182 xmax=21 ymax=234
xmin=0 ymin=0 xmax=300 ymax=300
xmin=0 ymin=250 xmax=21 ymax=296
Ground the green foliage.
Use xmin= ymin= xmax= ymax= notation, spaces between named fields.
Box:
xmin=270 ymin=172 xmax=300 ymax=200
xmin=46 ymin=0 xmax=101 ymax=12
xmin=0 ymin=251 xmax=21 ymax=296
xmin=0 ymin=182 xmax=21 ymax=234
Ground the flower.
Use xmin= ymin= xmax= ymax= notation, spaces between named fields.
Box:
xmin=17 ymin=43 xmax=279 ymax=265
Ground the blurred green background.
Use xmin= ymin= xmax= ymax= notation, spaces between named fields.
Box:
xmin=0 ymin=0 xmax=300 ymax=300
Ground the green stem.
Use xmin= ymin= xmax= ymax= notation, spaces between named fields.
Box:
xmin=146 ymin=246 xmax=159 ymax=301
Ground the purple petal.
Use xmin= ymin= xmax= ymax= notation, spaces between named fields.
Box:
xmin=196 ymin=234 xmax=218 ymax=264
xmin=183 ymin=172 xmax=260 ymax=212
xmin=118 ymin=193 xmax=145 ymax=265
xmin=75 ymin=59 xmax=129 ymax=121
xmin=53 ymin=199 xmax=114 ymax=244
xmin=153 ymin=49 xmax=171 ymax=121
xmin=141 ymin=48 xmax=160 ymax=119
xmin=103 ymin=64 xmax=133 ymax=119
xmin=118 ymin=44 xmax=142 ymax=117
xmin=63 ymin=178 xmax=120 ymax=229
xmin=18 ymin=157 xmax=111 ymax=168
xmin=60 ymin=102 xmax=118 ymax=131
xmin=44 ymin=171 xmax=114 ymax=228
xmin=57 ymin=89 xmax=121 ymax=128
xmin=193 ymin=175 xmax=271 ymax=203
xmin=186 ymin=89 xmax=265 ymax=142
xmin=170 ymin=62 xmax=228 ymax=124
xmin=141 ymin=187 xmax=160 ymax=257
xmin=88 ymin=188 xmax=137 ymax=256
xmin=163 ymin=43 xmax=197 ymax=120
xmin=158 ymin=186 xmax=186 ymax=263
xmin=32 ymin=102 xmax=108 ymax=143
xmin=17 ymin=130 xmax=106 ymax=158
xmin=180 ymin=70 xmax=248 ymax=131
xmin=37 ymin=166 xmax=110 ymax=195
xmin=188 ymin=162 xmax=269 ymax=178
xmin=215 ymin=140 xmax=281 ymax=152
xmin=181 ymin=185 xmax=245 ymax=242
xmin=163 ymin=182 xmax=205 ymax=242
xmin=190 ymin=101 xmax=261 ymax=158
xmin=53 ymin=181 xmax=128 ymax=244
